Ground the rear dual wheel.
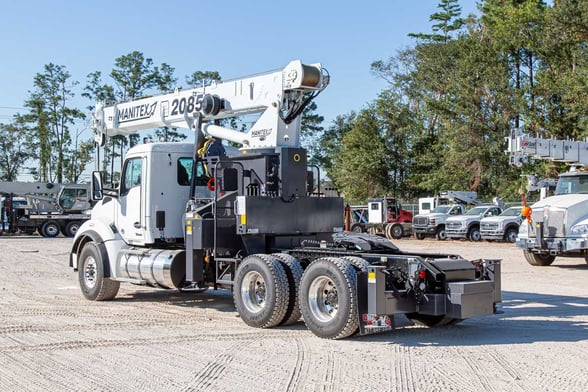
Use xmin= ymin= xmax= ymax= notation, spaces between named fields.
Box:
xmin=299 ymin=257 xmax=359 ymax=339
xmin=233 ymin=255 xmax=290 ymax=328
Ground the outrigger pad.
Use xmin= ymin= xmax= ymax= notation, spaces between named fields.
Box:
xmin=332 ymin=232 xmax=400 ymax=252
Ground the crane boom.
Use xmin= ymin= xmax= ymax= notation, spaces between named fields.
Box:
xmin=506 ymin=128 xmax=588 ymax=167
xmin=92 ymin=60 xmax=328 ymax=150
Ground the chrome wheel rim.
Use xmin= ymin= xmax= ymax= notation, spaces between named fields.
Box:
xmin=241 ymin=271 xmax=266 ymax=313
xmin=84 ymin=256 xmax=97 ymax=289
xmin=308 ymin=276 xmax=338 ymax=322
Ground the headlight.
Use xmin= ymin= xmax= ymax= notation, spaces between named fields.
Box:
xmin=495 ymin=221 xmax=503 ymax=230
xmin=570 ymin=224 xmax=588 ymax=235
xmin=430 ymin=219 xmax=436 ymax=225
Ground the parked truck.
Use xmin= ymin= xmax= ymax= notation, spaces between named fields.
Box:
xmin=69 ymin=59 xmax=501 ymax=339
xmin=364 ymin=197 xmax=413 ymax=240
xmin=507 ymin=128 xmax=588 ymax=265
xmin=480 ymin=206 xmax=524 ymax=243
xmin=412 ymin=191 xmax=478 ymax=240
xmin=0 ymin=182 xmax=91 ymax=237
xmin=446 ymin=204 xmax=504 ymax=241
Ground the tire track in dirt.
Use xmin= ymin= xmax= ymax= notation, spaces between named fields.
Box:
xmin=448 ymin=345 xmax=543 ymax=392
xmin=393 ymin=345 xmax=416 ymax=392
xmin=0 ymin=329 xmax=305 ymax=353
xmin=181 ymin=341 xmax=251 ymax=392
xmin=284 ymin=337 xmax=307 ymax=392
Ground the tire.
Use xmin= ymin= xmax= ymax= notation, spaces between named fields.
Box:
xmin=468 ymin=226 xmax=481 ymax=242
xmin=64 ymin=221 xmax=81 ymax=237
xmin=299 ymin=257 xmax=359 ymax=339
xmin=350 ymin=223 xmax=364 ymax=233
xmin=233 ymin=254 xmax=289 ymax=328
xmin=406 ymin=313 xmax=460 ymax=327
xmin=41 ymin=220 xmax=60 ymax=238
xmin=271 ymin=253 xmax=303 ymax=326
xmin=341 ymin=256 xmax=370 ymax=273
xmin=523 ymin=250 xmax=555 ymax=266
xmin=436 ymin=226 xmax=447 ymax=241
xmin=505 ymin=227 xmax=518 ymax=243
xmin=78 ymin=242 xmax=119 ymax=301
xmin=415 ymin=233 xmax=425 ymax=240
xmin=386 ymin=223 xmax=404 ymax=240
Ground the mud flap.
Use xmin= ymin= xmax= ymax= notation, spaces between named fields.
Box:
xmin=357 ymin=269 xmax=394 ymax=335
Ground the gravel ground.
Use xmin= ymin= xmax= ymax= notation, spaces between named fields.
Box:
xmin=0 ymin=235 xmax=587 ymax=392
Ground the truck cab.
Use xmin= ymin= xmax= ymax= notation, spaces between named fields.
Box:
xmin=517 ymin=171 xmax=588 ymax=265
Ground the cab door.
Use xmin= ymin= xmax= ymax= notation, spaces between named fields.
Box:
xmin=116 ymin=156 xmax=145 ymax=244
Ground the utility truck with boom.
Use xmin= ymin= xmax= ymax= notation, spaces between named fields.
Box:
xmin=507 ymin=129 xmax=588 ymax=265
xmin=0 ymin=182 xmax=90 ymax=237
xmin=69 ymin=60 xmax=501 ymax=339
xmin=412 ymin=191 xmax=478 ymax=240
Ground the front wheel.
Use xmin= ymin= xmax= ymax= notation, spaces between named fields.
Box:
xmin=468 ymin=226 xmax=481 ymax=242
xmin=436 ymin=227 xmax=447 ymax=241
xmin=299 ymin=257 xmax=359 ymax=339
xmin=233 ymin=255 xmax=289 ymax=328
xmin=523 ymin=250 xmax=555 ymax=266
xmin=78 ymin=242 xmax=119 ymax=300
xmin=505 ymin=228 xmax=518 ymax=243
xmin=415 ymin=233 xmax=425 ymax=240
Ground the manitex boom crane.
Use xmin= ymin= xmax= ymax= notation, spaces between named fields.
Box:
xmin=69 ymin=60 xmax=501 ymax=339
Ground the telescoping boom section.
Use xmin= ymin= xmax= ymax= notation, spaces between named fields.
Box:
xmin=69 ymin=59 xmax=501 ymax=339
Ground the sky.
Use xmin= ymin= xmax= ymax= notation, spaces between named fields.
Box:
xmin=0 ymin=0 xmax=480 ymax=133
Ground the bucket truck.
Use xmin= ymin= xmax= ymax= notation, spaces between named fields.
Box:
xmin=69 ymin=59 xmax=501 ymax=339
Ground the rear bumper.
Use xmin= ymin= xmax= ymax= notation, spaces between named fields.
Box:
xmin=357 ymin=259 xmax=501 ymax=335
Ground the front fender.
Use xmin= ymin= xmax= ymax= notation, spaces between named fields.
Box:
xmin=70 ymin=219 xmax=122 ymax=278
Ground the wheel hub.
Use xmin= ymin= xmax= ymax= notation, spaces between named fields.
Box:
xmin=241 ymin=271 xmax=266 ymax=313
xmin=84 ymin=257 xmax=97 ymax=289
xmin=308 ymin=276 xmax=338 ymax=322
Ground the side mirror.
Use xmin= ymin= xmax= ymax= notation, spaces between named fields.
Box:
xmin=91 ymin=171 xmax=104 ymax=201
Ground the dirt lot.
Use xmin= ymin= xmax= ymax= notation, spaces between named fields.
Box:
xmin=0 ymin=236 xmax=587 ymax=392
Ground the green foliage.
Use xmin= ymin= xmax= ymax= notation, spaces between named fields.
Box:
xmin=0 ymin=121 xmax=33 ymax=181
xmin=329 ymin=0 xmax=588 ymax=203
xmin=23 ymin=63 xmax=85 ymax=183
xmin=185 ymin=70 xmax=222 ymax=88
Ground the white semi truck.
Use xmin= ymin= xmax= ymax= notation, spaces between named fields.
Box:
xmin=69 ymin=60 xmax=501 ymax=339
xmin=507 ymin=129 xmax=588 ymax=265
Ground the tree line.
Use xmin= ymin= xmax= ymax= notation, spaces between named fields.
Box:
xmin=309 ymin=0 xmax=588 ymax=203
xmin=1 ymin=0 xmax=587 ymax=205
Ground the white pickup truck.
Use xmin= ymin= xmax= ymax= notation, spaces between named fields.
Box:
xmin=480 ymin=206 xmax=523 ymax=243
xmin=446 ymin=205 xmax=503 ymax=241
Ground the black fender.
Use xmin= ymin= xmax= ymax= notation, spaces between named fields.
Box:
xmin=70 ymin=230 xmax=112 ymax=278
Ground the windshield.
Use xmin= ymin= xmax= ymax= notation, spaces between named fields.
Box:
xmin=555 ymin=175 xmax=588 ymax=195
xmin=465 ymin=207 xmax=487 ymax=216
xmin=500 ymin=207 xmax=522 ymax=216
xmin=431 ymin=206 xmax=451 ymax=214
